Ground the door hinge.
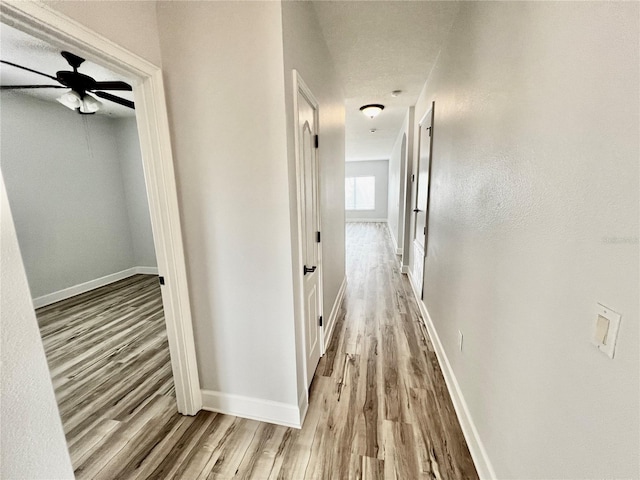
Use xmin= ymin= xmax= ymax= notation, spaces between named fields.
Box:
xmin=423 ymin=227 xmax=426 ymax=235
xmin=319 ymin=315 xmax=323 ymax=327
xmin=158 ymin=276 xmax=165 ymax=285
xmin=427 ymin=126 xmax=432 ymax=137
xmin=411 ymin=174 xmax=415 ymax=182
xmin=316 ymin=231 xmax=321 ymax=243
xmin=314 ymin=134 xmax=319 ymax=149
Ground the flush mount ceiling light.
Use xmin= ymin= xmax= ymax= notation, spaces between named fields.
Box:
xmin=360 ymin=104 xmax=384 ymax=119
xmin=57 ymin=90 xmax=103 ymax=114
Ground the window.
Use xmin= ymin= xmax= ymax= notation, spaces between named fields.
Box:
xmin=345 ymin=176 xmax=375 ymax=210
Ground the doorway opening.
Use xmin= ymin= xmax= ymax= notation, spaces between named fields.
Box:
xmin=0 ymin=0 xmax=201 ymax=459
xmin=0 ymin=21 xmax=191 ymax=465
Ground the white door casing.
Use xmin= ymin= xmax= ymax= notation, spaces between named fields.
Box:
xmin=0 ymin=1 xmax=202 ymax=415
xmin=413 ymin=102 xmax=435 ymax=298
xmin=293 ymin=71 xmax=323 ymax=391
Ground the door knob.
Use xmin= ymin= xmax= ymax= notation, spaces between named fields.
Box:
xmin=413 ymin=208 xmax=421 ymax=213
xmin=304 ymin=265 xmax=317 ymax=275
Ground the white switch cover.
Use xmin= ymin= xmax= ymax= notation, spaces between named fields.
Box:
xmin=592 ymin=304 xmax=621 ymax=359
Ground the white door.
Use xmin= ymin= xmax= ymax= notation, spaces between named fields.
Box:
xmin=296 ymin=77 xmax=322 ymax=389
xmin=413 ymin=103 xmax=435 ymax=297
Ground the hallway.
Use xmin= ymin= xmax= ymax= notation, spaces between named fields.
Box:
xmin=56 ymin=222 xmax=476 ymax=479
xmin=308 ymin=222 xmax=478 ymax=479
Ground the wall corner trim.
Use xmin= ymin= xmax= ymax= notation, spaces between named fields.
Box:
xmin=406 ymin=270 xmax=497 ymax=480
xmin=323 ymin=276 xmax=347 ymax=351
xmin=201 ymin=390 xmax=302 ymax=429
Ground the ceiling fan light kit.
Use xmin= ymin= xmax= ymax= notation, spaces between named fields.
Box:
xmin=1 ymin=50 xmax=134 ymax=114
xmin=359 ymin=103 xmax=384 ymax=119
xmin=57 ymin=90 xmax=102 ymax=114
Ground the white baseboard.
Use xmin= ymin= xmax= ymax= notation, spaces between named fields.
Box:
xmin=32 ymin=266 xmax=159 ymax=308
xmin=201 ymin=389 xmax=302 ymax=429
xmin=323 ymin=276 xmax=347 ymax=352
xmin=135 ymin=266 xmax=159 ymax=275
xmin=406 ymin=271 xmax=496 ymax=480
xmin=345 ymin=218 xmax=387 ymax=223
xmin=387 ymin=222 xmax=398 ymax=251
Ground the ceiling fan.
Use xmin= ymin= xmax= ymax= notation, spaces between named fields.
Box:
xmin=0 ymin=51 xmax=134 ymax=114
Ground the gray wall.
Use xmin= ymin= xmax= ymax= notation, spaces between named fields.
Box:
xmin=408 ymin=2 xmax=639 ymax=478
xmin=345 ymin=160 xmax=388 ymax=221
xmin=0 ymin=92 xmax=155 ymax=299
xmin=115 ymin=117 xmax=157 ymax=267
xmin=157 ymin=1 xmax=299 ymax=406
xmin=0 ymin=173 xmax=74 ymax=480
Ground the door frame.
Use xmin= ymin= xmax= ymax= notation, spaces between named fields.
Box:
xmin=292 ymin=70 xmax=324 ymax=395
xmin=0 ymin=2 xmax=202 ymax=415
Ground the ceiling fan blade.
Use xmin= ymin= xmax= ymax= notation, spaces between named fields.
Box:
xmin=0 ymin=60 xmax=58 ymax=81
xmin=92 ymin=81 xmax=132 ymax=91
xmin=1 ymin=85 xmax=66 ymax=89
xmin=92 ymin=90 xmax=135 ymax=109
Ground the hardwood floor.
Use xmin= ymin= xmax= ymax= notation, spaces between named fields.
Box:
xmin=37 ymin=223 xmax=478 ymax=479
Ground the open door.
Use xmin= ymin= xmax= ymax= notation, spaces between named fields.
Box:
xmin=294 ymin=72 xmax=323 ymax=390
xmin=413 ymin=102 xmax=435 ymax=298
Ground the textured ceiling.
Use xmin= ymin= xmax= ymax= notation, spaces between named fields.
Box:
xmin=312 ymin=1 xmax=459 ymax=161
xmin=0 ymin=23 xmax=135 ymax=118
xmin=1 ymin=4 xmax=459 ymax=145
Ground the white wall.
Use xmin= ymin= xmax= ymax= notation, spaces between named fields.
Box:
xmin=345 ymin=160 xmax=389 ymax=221
xmin=1 ymin=93 xmax=156 ymax=300
xmin=281 ymin=0 xmax=346 ymax=408
xmin=401 ymin=107 xmax=415 ymax=270
xmin=388 ymin=108 xmax=413 ymax=254
xmin=387 ymin=135 xmax=402 ymax=251
xmin=115 ymin=117 xmax=157 ymax=268
xmin=156 ymin=1 xmax=299 ymax=409
xmin=407 ymin=2 xmax=639 ymax=478
xmin=43 ymin=0 xmax=163 ymax=68
xmin=0 ymin=172 xmax=74 ymax=480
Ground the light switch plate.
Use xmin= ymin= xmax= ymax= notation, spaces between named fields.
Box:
xmin=593 ymin=303 xmax=621 ymax=359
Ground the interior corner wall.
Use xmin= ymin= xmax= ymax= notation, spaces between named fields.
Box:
xmin=156 ymin=1 xmax=300 ymax=409
xmin=281 ymin=0 xmax=346 ymax=406
xmin=345 ymin=160 xmax=389 ymax=222
xmin=1 ymin=172 xmax=74 ymax=480
xmin=0 ymin=92 xmax=138 ymax=299
xmin=409 ymin=2 xmax=639 ymax=478
xmin=114 ymin=117 xmax=157 ymax=268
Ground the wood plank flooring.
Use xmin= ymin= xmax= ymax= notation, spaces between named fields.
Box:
xmin=37 ymin=223 xmax=478 ymax=479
